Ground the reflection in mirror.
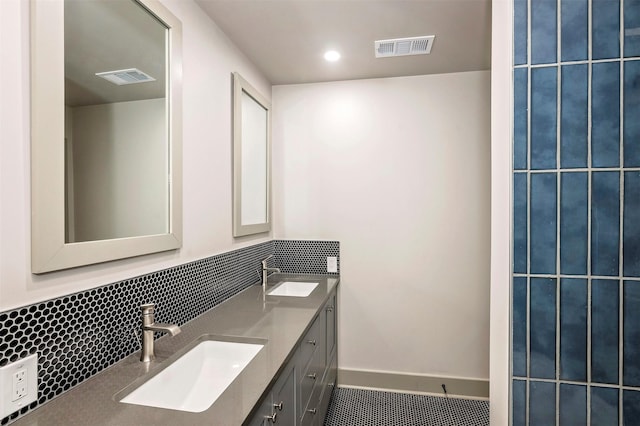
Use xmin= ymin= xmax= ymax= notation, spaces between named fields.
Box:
xmin=64 ymin=0 xmax=168 ymax=242
xmin=240 ymin=90 xmax=268 ymax=225
xmin=233 ymin=73 xmax=271 ymax=237
xmin=30 ymin=0 xmax=182 ymax=273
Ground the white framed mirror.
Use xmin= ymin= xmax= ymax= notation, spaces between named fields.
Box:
xmin=31 ymin=0 xmax=183 ymax=273
xmin=233 ymin=73 xmax=271 ymax=237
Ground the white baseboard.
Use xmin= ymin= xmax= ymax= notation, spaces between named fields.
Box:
xmin=337 ymin=368 xmax=489 ymax=400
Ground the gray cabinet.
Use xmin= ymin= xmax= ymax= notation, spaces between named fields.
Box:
xmin=246 ymin=289 xmax=338 ymax=426
xmin=325 ymin=294 xmax=337 ymax=364
xmin=300 ymin=293 xmax=337 ymax=426
xmin=274 ymin=365 xmax=296 ymax=425
xmin=247 ymin=362 xmax=296 ymax=426
xmin=247 ymin=393 xmax=276 ymax=426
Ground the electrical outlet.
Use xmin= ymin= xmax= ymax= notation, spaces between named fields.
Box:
xmin=0 ymin=353 xmax=38 ymax=418
xmin=327 ymin=256 xmax=338 ymax=273
xmin=12 ymin=369 xmax=27 ymax=401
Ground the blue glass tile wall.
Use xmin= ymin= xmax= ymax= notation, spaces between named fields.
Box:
xmin=0 ymin=239 xmax=339 ymax=425
xmin=512 ymin=0 xmax=640 ymax=423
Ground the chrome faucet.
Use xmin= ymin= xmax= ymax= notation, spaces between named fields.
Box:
xmin=140 ymin=303 xmax=181 ymax=362
xmin=261 ymin=255 xmax=280 ymax=290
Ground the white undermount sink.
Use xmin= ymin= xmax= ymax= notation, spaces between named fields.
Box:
xmin=119 ymin=339 xmax=264 ymax=412
xmin=267 ymin=281 xmax=319 ymax=297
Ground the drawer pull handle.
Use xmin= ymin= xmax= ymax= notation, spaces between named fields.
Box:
xmin=273 ymin=401 xmax=283 ymax=411
xmin=306 ymin=339 xmax=316 ymax=346
xmin=326 ymin=307 xmax=334 ymax=312
xmin=264 ymin=412 xmax=277 ymax=423
xmin=307 ymin=373 xmax=317 ymax=380
xmin=307 ymin=408 xmax=317 ymax=415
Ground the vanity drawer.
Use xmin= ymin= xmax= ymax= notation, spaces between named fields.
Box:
xmin=300 ymin=375 xmax=324 ymax=426
xmin=299 ymin=345 xmax=323 ymax=416
xmin=317 ymin=354 xmax=337 ymax=422
xmin=298 ymin=314 xmax=322 ymax=369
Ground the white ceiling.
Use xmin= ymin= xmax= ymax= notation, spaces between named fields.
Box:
xmin=195 ymin=0 xmax=492 ymax=85
xmin=65 ymin=0 xmax=166 ymax=106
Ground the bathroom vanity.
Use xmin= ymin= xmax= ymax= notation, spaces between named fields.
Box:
xmin=246 ymin=289 xmax=337 ymax=425
xmin=11 ymin=275 xmax=339 ymax=426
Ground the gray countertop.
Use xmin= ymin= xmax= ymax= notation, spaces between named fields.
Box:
xmin=13 ymin=274 xmax=339 ymax=426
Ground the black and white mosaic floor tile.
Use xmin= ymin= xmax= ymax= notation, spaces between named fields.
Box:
xmin=324 ymin=387 xmax=490 ymax=426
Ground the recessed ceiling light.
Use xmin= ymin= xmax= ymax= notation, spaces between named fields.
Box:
xmin=324 ymin=50 xmax=341 ymax=62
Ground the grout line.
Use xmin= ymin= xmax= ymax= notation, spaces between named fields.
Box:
xmin=530 ymin=274 xmax=632 ymax=284
xmin=619 ymin=4 xmax=625 ymax=419
xmin=514 ymin=57 xmax=640 ymax=69
xmin=587 ymin=276 xmax=592 ymax=425
xmin=525 ymin=0 xmax=531 ymax=417
xmin=555 ymin=279 xmax=561 ymax=426
xmin=522 ymin=378 xmax=640 ymax=391
xmin=527 ymin=274 xmax=531 ymax=378
xmin=620 ymin=278 xmax=624 ymax=425
xmin=527 ymin=80 xmax=532 ymax=176
xmin=519 ymin=167 xmax=640 ymax=173
xmin=621 ymin=0 xmax=626 ymax=61
xmin=587 ymin=0 xmax=593 ymax=62
xmin=525 ymin=4 xmax=534 ymax=426
xmin=556 ymin=5 xmax=562 ymax=421
xmin=513 ymin=274 xmax=640 ymax=281
xmin=619 ymin=0 xmax=625 ymax=417
xmin=587 ymin=0 xmax=593 ymax=423
xmin=526 ymin=277 xmax=531 ymax=426
xmin=525 ymin=377 xmax=530 ymax=426
xmin=556 ymin=5 xmax=562 ymax=418
xmin=527 ymin=0 xmax=532 ymax=172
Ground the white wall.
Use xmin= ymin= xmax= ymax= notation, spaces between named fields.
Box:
xmin=0 ymin=0 xmax=272 ymax=311
xmin=0 ymin=0 xmax=499 ymax=400
xmin=70 ymin=99 xmax=167 ymax=242
xmin=272 ymin=72 xmax=491 ymax=380
xmin=490 ymin=0 xmax=513 ymax=423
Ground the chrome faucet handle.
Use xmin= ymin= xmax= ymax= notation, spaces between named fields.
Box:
xmin=261 ymin=255 xmax=274 ymax=267
xmin=141 ymin=303 xmax=155 ymax=326
xmin=141 ymin=303 xmax=155 ymax=314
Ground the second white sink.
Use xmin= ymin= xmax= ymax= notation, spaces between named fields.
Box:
xmin=119 ymin=339 xmax=264 ymax=412
xmin=267 ymin=281 xmax=319 ymax=297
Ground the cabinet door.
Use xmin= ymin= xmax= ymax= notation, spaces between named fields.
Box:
xmin=273 ymin=364 xmax=296 ymax=425
xmin=317 ymin=353 xmax=337 ymax=422
xmin=246 ymin=392 xmax=274 ymax=426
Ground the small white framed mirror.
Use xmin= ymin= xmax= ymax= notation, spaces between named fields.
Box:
xmin=30 ymin=0 xmax=183 ymax=273
xmin=233 ymin=73 xmax=271 ymax=237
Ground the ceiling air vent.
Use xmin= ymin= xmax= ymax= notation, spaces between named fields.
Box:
xmin=374 ymin=36 xmax=435 ymax=58
xmin=95 ymin=68 xmax=156 ymax=85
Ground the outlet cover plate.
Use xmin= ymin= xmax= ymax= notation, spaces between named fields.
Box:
xmin=327 ymin=256 xmax=338 ymax=273
xmin=0 ymin=353 xmax=38 ymax=418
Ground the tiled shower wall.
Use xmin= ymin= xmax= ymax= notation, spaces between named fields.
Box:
xmin=0 ymin=239 xmax=339 ymax=425
xmin=511 ymin=0 xmax=640 ymax=424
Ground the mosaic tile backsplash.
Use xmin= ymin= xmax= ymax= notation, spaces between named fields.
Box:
xmin=0 ymin=239 xmax=339 ymax=425
xmin=512 ymin=0 xmax=640 ymax=424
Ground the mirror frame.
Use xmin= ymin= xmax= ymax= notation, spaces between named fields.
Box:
xmin=232 ymin=72 xmax=272 ymax=237
xmin=30 ymin=0 xmax=183 ymax=273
